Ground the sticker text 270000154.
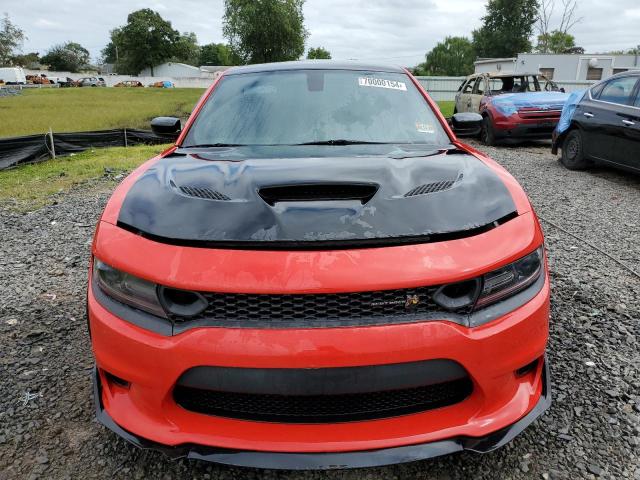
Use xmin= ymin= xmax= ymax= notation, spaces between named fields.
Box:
xmin=358 ymin=77 xmax=407 ymax=91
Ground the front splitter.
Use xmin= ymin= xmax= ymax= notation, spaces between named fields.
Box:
xmin=93 ymin=359 xmax=551 ymax=470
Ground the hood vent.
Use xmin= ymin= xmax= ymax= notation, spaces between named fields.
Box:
xmin=259 ymin=183 xmax=378 ymax=206
xmin=404 ymin=174 xmax=463 ymax=198
xmin=179 ymin=185 xmax=230 ymax=201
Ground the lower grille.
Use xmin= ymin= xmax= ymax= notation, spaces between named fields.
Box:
xmin=523 ymin=125 xmax=556 ymax=134
xmin=173 ymin=378 xmax=473 ymax=423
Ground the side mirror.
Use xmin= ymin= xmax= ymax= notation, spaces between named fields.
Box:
xmin=151 ymin=117 xmax=181 ymax=137
xmin=560 ymin=87 xmax=566 ymax=93
xmin=450 ymin=112 xmax=483 ymax=137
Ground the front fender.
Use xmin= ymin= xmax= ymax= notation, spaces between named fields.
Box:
xmin=551 ymin=121 xmax=580 ymax=155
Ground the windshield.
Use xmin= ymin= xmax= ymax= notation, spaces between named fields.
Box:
xmin=182 ymin=69 xmax=450 ymax=147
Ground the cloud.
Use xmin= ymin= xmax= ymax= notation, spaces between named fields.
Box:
xmin=5 ymin=0 xmax=640 ymax=65
xmin=33 ymin=18 xmax=64 ymax=30
xmin=623 ymin=8 xmax=640 ymax=19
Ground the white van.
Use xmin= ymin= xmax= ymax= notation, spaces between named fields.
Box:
xmin=0 ymin=67 xmax=27 ymax=85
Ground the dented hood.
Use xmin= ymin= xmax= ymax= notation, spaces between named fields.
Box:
xmin=117 ymin=148 xmax=517 ymax=248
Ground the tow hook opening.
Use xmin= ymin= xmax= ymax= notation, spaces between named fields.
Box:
xmin=104 ymin=370 xmax=131 ymax=389
xmin=515 ymin=358 xmax=540 ymax=378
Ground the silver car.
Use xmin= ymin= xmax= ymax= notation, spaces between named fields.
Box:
xmin=78 ymin=76 xmax=106 ymax=87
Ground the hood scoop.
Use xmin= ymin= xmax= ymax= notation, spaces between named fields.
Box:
xmin=171 ymin=180 xmax=231 ymax=201
xmin=258 ymin=183 xmax=378 ymax=206
xmin=404 ymin=174 xmax=463 ymax=197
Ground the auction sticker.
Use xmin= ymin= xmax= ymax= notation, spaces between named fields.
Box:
xmin=416 ymin=122 xmax=435 ymax=134
xmin=358 ymin=77 xmax=407 ymax=91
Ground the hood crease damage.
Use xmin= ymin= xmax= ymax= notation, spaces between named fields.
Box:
xmin=117 ymin=151 xmax=517 ymax=249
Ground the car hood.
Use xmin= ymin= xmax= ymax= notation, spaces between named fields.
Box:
xmin=117 ymin=149 xmax=517 ymax=248
xmin=489 ymin=91 xmax=570 ymax=116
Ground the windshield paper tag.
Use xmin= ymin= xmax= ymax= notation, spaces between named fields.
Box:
xmin=416 ymin=122 xmax=435 ymax=134
xmin=358 ymin=77 xmax=407 ymax=91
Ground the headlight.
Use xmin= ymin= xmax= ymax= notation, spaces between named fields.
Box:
xmin=475 ymin=247 xmax=544 ymax=309
xmin=93 ymin=258 xmax=166 ymax=318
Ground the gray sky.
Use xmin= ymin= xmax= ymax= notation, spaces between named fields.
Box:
xmin=6 ymin=0 xmax=640 ymax=66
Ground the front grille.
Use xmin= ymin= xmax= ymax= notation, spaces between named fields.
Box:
xmin=180 ymin=285 xmax=455 ymax=327
xmin=517 ymin=109 xmax=562 ymax=119
xmin=173 ymin=377 xmax=473 ymax=423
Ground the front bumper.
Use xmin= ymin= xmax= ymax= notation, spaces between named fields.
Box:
xmin=493 ymin=117 xmax=560 ymax=140
xmin=89 ymin=269 xmax=550 ymax=469
xmin=88 ymin=215 xmax=550 ymax=469
xmin=93 ymin=359 xmax=551 ymax=470
xmin=551 ymin=128 xmax=564 ymax=155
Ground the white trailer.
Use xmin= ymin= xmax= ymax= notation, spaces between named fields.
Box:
xmin=0 ymin=67 xmax=27 ymax=84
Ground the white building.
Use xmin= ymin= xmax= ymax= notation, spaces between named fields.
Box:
xmin=139 ymin=62 xmax=202 ymax=77
xmin=475 ymin=53 xmax=640 ymax=81
xmin=199 ymin=65 xmax=229 ymax=77
xmin=138 ymin=62 xmax=231 ymax=79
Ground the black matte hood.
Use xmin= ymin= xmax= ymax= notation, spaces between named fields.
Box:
xmin=117 ymin=148 xmax=517 ymax=249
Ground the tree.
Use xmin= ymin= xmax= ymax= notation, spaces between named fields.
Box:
xmin=223 ymin=0 xmax=308 ymax=64
xmin=597 ymin=47 xmax=640 ymax=55
xmin=172 ymin=32 xmax=200 ymax=65
xmin=307 ymin=47 xmax=331 ymax=59
xmin=472 ymin=0 xmax=539 ymax=58
xmin=199 ymin=43 xmax=233 ymax=65
xmin=41 ymin=42 xmax=90 ymax=72
xmin=0 ymin=13 xmax=26 ymax=67
xmin=536 ymin=0 xmax=582 ymax=53
xmin=9 ymin=51 xmax=40 ymax=68
xmin=100 ymin=42 xmax=118 ymax=64
xmin=107 ymin=9 xmax=180 ymax=75
xmin=536 ymin=30 xmax=576 ymax=54
xmin=421 ymin=37 xmax=474 ymax=76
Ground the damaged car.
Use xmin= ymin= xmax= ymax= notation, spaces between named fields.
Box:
xmin=88 ymin=61 xmax=550 ymax=470
xmin=552 ymin=70 xmax=640 ymax=172
xmin=455 ymin=72 xmax=569 ymax=145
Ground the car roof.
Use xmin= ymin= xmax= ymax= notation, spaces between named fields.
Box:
xmin=481 ymin=72 xmax=544 ymax=78
xmin=225 ymin=60 xmax=406 ymax=76
xmin=608 ymin=69 xmax=640 ymax=79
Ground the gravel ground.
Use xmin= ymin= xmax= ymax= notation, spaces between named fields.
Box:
xmin=0 ymin=141 xmax=639 ymax=480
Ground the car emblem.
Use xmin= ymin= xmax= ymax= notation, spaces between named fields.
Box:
xmin=370 ymin=294 xmax=422 ymax=309
xmin=405 ymin=294 xmax=420 ymax=309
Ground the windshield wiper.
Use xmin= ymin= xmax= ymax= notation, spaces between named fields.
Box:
xmin=295 ymin=139 xmax=388 ymax=146
xmin=179 ymin=143 xmax=248 ymax=148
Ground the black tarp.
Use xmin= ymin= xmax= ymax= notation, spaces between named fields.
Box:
xmin=0 ymin=129 xmax=171 ymax=170
xmin=0 ymin=134 xmax=50 ymax=170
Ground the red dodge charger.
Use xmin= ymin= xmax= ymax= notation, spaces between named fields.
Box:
xmin=88 ymin=61 xmax=550 ymax=470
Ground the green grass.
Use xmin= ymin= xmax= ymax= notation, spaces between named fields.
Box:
xmin=0 ymin=144 xmax=169 ymax=210
xmin=0 ymin=88 xmax=454 ymax=138
xmin=0 ymin=88 xmax=205 ymax=138
xmin=437 ymin=101 xmax=455 ymax=118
